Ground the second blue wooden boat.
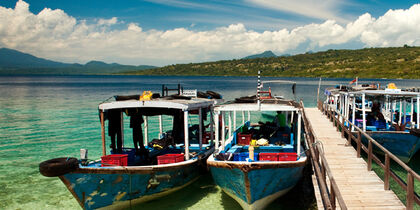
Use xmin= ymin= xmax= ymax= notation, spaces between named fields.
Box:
xmin=207 ymin=95 xmax=307 ymax=209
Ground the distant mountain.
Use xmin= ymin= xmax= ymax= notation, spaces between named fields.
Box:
xmin=0 ymin=48 xmax=69 ymax=68
xmin=243 ymin=50 xmax=277 ymax=59
xmin=0 ymin=48 xmax=156 ymax=75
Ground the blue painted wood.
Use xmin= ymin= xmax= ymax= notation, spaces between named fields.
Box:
xmin=211 ymin=167 xmax=248 ymax=202
xmin=248 ymin=167 xmax=303 ymax=203
xmin=362 ymin=132 xmax=420 ymax=163
xmin=62 ymin=163 xmax=200 ymax=209
xmin=210 ymin=165 xmax=304 ymax=205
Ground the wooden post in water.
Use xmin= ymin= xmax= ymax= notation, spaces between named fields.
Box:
xmin=384 ymin=154 xmax=390 ymax=190
xmin=100 ymin=110 xmax=106 ymax=156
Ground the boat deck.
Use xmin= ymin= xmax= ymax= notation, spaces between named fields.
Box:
xmin=305 ymin=108 xmax=405 ymax=209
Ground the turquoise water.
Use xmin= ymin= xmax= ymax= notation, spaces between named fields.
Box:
xmin=0 ymin=75 xmax=419 ymax=209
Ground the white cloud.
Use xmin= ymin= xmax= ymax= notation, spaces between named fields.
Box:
xmin=97 ymin=17 xmax=118 ymax=26
xmin=0 ymin=1 xmax=420 ymax=66
xmin=245 ymin=0 xmax=348 ymax=23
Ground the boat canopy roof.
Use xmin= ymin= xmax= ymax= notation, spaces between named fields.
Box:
xmin=99 ymin=97 xmax=216 ymax=111
xmin=348 ymin=90 xmax=420 ymax=99
xmin=215 ymin=99 xmax=300 ymax=112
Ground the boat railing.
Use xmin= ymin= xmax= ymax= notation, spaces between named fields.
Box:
xmin=301 ymin=101 xmax=347 ymax=210
xmin=318 ymin=100 xmax=420 ymax=209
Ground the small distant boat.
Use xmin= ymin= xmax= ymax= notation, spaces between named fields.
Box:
xmin=207 ymin=90 xmax=307 ymax=209
xmin=39 ymin=86 xmax=222 ymax=209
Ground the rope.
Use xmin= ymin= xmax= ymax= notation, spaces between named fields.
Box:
xmin=300 ymin=140 xmax=324 ymax=156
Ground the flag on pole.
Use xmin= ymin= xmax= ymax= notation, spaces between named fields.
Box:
xmin=349 ymin=78 xmax=357 ymax=84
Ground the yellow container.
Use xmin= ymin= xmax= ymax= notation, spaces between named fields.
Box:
xmin=140 ymin=91 xmax=153 ymax=101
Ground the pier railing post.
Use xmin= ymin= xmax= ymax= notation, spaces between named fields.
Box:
xmin=346 ymin=126 xmax=351 ymax=146
xmin=321 ymin=161 xmax=326 ymax=184
xmin=357 ymin=131 xmax=361 ymax=158
xmin=330 ymin=180 xmax=336 ymax=210
xmin=407 ymin=173 xmax=414 ymax=210
xmin=368 ymin=140 xmax=372 ymax=171
xmin=336 ymin=118 xmax=339 ymax=131
xmin=341 ymin=122 xmax=344 ymax=138
xmin=384 ymin=154 xmax=390 ymax=190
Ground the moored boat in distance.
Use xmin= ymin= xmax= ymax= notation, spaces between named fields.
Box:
xmin=324 ymin=82 xmax=420 ymax=163
xmin=207 ymin=88 xmax=307 ymax=209
xmin=39 ymin=85 xmax=222 ymax=209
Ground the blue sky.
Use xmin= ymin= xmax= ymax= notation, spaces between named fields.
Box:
xmin=0 ymin=0 xmax=419 ymax=66
xmin=1 ymin=0 xmax=417 ymax=31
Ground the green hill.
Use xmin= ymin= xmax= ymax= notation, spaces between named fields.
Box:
xmin=243 ymin=50 xmax=277 ymax=59
xmin=123 ymin=46 xmax=420 ymax=79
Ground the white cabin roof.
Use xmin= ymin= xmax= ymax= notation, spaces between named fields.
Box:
xmin=99 ymin=98 xmax=216 ymax=111
xmin=350 ymin=90 xmax=420 ymax=98
xmin=214 ymin=101 xmax=299 ymax=112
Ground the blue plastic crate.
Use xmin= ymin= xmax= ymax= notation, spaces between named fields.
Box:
xmin=233 ymin=152 xmax=259 ymax=161
xmin=111 ymin=148 xmax=136 ymax=165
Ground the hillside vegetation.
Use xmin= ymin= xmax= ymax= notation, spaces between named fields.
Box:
xmin=123 ymin=46 xmax=420 ymax=79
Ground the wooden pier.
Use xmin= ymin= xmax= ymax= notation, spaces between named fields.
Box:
xmin=304 ymin=107 xmax=406 ymax=209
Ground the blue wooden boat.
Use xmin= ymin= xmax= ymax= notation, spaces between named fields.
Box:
xmin=207 ymin=96 xmax=307 ymax=209
xmin=327 ymin=87 xmax=420 ymax=163
xmin=39 ymin=87 xmax=221 ymax=209
xmin=364 ymin=131 xmax=420 ymax=163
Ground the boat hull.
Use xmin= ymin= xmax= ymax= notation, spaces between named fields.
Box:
xmin=208 ymin=157 xmax=306 ymax=210
xmin=60 ymin=160 xmax=200 ymax=210
xmin=363 ymin=131 xmax=420 ymax=163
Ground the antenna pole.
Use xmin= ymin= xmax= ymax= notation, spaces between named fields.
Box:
xmin=317 ymin=77 xmax=322 ymax=103
xmin=257 ymin=70 xmax=261 ymax=107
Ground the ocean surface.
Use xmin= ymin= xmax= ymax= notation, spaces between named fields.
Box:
xmin=0 ymin=75 xmax=419 ymax=209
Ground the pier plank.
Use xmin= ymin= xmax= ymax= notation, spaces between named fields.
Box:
xmin=305 ymin=108 xmax=405 ymax=209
